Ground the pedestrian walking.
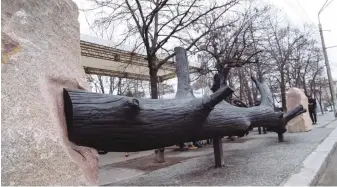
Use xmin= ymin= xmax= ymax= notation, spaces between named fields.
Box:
xmin=308 ymin=96 xmax=317 ymax=124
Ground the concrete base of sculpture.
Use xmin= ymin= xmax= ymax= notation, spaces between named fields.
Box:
xmin=1 ymin=0 xmax=98 ymax=185
xmin=286 ymin=88 xmax=312 ymax=133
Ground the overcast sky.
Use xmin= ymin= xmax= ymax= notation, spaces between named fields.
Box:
xmin=73 ymin=0 xmax=337 ymax=80
xmin=272 ymin=0 xmax=337 ymax=79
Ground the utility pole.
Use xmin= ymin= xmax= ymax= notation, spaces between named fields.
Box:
xmin=318 ymin=0 xmax=337 ymax=117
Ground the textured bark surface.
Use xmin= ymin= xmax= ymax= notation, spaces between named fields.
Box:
xmin=64 ymin=85 xmax=235 ymax=152
xmin=175 ymin=47 xmax=194 ymax=99
xmin=64 ymin=76 xmax=306 ymax=151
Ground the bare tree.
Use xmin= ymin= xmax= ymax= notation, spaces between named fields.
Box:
xmin=311 ymin=77 xmax=329 ymax=114
xmin=194 ymin=3 xmax=268 ymax=72
xmin=86 ymin=0 xmax=239 ymax=99
xmin=87 ymin=74 xmax=150 ymax=98
xmin=263 ymin=18 xmax=309 ymax=112
xmin=190 ymin=1 xmax=271 ymax=106
xmin=189 ymin=5 xmax=326 ymax=113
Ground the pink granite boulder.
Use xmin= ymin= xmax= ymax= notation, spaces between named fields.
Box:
xmin=286 ymin=88 xmax=312 ymax=133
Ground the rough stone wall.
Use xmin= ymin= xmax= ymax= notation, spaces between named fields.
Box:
xmin=1 ymin=0 xmax=98 ymax=185
xmin=286 ymin=88 xmax=312 ymax=133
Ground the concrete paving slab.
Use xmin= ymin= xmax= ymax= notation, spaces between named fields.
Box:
xmin=165 ymin=147 xmax=214 ymax=158
xmin=330 ymin=127 xmax=337 ymax=137
xmin=98 ymin=150 xmax=154 ymax=167
xmin=99 ymin=168 xmax=144 ymax=185
xmin=316 ymin=148 xmax=337 ymax=186
xmin=302 ymin=151 xmax=329 ymax=171
xmin=283 ymin=168 xmax=317 ymax=186
xmin=282 ymin=120 xmax=337 ymax=186
xmin=314 ymin=112 xmax=336 ymax=128
xmin=326 ymin=137 xmax=337 ymax=141
xmin=315 ymin=139 xmax=336 ymax=152
xmin=326 ymin=122 xmax=337 ymax=129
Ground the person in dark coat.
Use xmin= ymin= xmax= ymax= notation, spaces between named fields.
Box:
xmin=308 ymin=96 xmax=317 ymax=124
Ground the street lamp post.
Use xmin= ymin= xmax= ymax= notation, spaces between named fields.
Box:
xmin=318 ymin=0 xmax=337 ymax=117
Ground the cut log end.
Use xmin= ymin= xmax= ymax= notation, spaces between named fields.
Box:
xmin=260 ymin=105 xmax=306 ymax=142
xmin=63 ymin=89 xmax=73 ymax=136
xmin=283 ymin=105 xmax=306 ymax=124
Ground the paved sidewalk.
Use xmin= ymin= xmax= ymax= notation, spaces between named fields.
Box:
xmin=316 ymin=148 xmax=337 ymax=185
xmin=98 ymin=151 xmax=155 ymax=185
xmin=99 ymin=113 xmax=337 ymax=186
xmin=99 ymin=150 xmax=154 ymax=167
xmin=315 ymin=112 xmax=336 ymax=128
xmin=282 ymin=118 xmax=337 ymax=186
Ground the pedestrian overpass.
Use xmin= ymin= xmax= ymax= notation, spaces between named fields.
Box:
xmin=80 ymin=35 xmax=201 ymax=82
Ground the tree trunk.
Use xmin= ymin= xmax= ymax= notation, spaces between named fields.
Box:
xmin=239 ymin=69 xmax=243 ymax=101
xmin=109 ymin=76 xmax=114 ymax=94
xmin=280 ymin=71 xmax=287 ymax=112
xmin=256 ymin=60 xmax=263 ymax=82
xmin=97 ymin=75 xmax=105 ymax=94
xmin=149 ymin=60 xmax=163 ymax=162
xmin=318 ymin=88 xmax=324 ymax=114
xmin=319 ymin=102 xmax=324 ymax=114
xmin=150 ymin=68 xmax=158 ymax=99
xmin=174 ymin=47 xmax=194 ymax=99
xmin=117 ymin=77 xmax=122 ymax=95
xmin=63 ymin=48 xmax=307 ymax=159
xmin=303 ymin=79 xmax=308 ymax=96
xmin=243 ymin=73 xmax=253 ymax=106
xmin=64 ymin=77 xmax=306 ymax=150
xmin=250 ymin=68 xmax=258 ymax=103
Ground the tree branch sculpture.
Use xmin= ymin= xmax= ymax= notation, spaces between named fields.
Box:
xmin=64 ymin=47 xmax=306 ymax=154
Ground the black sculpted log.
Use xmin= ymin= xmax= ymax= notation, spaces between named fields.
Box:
xmin=64 ymin=47 xmax=306 ymax=152
xmin=64 ymin=86 xmax=234 ymax=152
xmin=64 ymin=78 xmax=305 ymax=151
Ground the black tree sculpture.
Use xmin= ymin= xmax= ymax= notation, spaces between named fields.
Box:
xmin=63 ymin=47 xmax=306 ymax=166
